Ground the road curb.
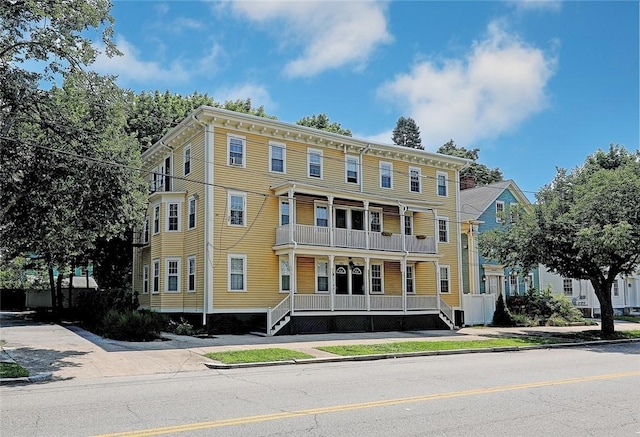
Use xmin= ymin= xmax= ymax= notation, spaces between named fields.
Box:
xmin=0 ymin=372 xmax=53 ymax=385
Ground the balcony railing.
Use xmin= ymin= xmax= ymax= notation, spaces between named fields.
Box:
xmin=275 ymin=224 xmax=436 ymax=254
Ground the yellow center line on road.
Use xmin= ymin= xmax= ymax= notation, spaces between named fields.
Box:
xmin=94 ymin=370 xmax=640 ymax=437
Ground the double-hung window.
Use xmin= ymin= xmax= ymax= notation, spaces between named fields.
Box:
xmin=183 ymin=145 xmax=191 ymax=175
xmin=280 ymin=258 xmax=290 ymax=292
xmin=270 ymin=142 xmax=285 ymax=173
xmin=406 ymin=265 xmax=414 ymax=294
xmin=370 ymin=211 xmax=381 ymax=233
xmin=153 ymin=205 xmax=160 ymax=234
xmin=228 ymin=135 xmax=245 ymax=167
xmin=187 ymin=256 xmax=196 ymax=292
xmin=142 ymin=265 xmax=149 ymax=294
xmin=152 ymin=259 xmax=160 ymax=294
xmin=280 ymin=200 xmax=290 ymax=225
xmin=613 ymin=281 xmax=619 ymax=297
xmin=410 ymin=167 xmax=421 ymax=193
xmin=438 ymin=218 xmax=448 ymax=243
xmin=510 ymin=275 xmax=519 ymax=296
xmin=440 ymin=266 xmax=450 ymax=293
xmin=229 ymin=192 xmax=246 ymax=226
xmin=563 ymin=278 xmax=573 ymax=296
xmin=188 ymin=196 xmax=196 ymax=229
xmin=166 ymin=258 xmax=180 ymax=293
xmin=371 ymin=264 xmax=383 ymax=293
xmin=316 ymin=261 xmax=329 ymax=293
xmin=346 ymin=156 xmax=359 ymax=184
xmin=315 ymin=205 xmax=328 ymax=227
xmin=437 ymin=172 xmax=448 ymax=197
xmin=167 ymin=202 xmax=179 ymax=231
xmin=308 ymin=149 xmax=322 ymax=178
xmin=380 ymin=162 xmax=392 ymax=189
xmin=404 ymin=214 xmax=413 ymax=236
xmin=229 ymin=255 xmax=246 ymax=291
xmin=496 ymin=201 xmax=505 ymax=223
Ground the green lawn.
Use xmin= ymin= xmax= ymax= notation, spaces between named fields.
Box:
xmin=204 ymin=348 xmax=314 ymax=364
xmin=0 ymin=362 xmax=29 ymax=378
xmin=615 ymin=316 xmax=640 ymax=323
xmin=316 ymin=337 xmax=562 ymax=356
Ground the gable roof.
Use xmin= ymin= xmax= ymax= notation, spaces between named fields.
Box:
xmin=459 ymin=179 xmax=530 ymax=221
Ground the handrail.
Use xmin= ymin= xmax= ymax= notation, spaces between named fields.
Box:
xmin=268 ymin=294 xmax=291 ymax=333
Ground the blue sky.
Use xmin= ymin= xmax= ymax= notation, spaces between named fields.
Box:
xmin=95 ymin=1 xmax=639 ymax=198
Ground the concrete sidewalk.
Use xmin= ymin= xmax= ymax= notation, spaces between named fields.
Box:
xmin=1 ymin=312 xmax=638 ymax=382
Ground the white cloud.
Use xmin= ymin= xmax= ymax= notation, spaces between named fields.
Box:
xmin=91 ymin=37 xmax=190 ymax=84
xmin=229 ymin=1 xmax=392 ymax=77
xmin=510 ymin=0 xmax=562 ymax=13
xmin=214 ymin=83 xmax=276 ymax=112
xmin=376 ymin=20 xmax=556 ymax=149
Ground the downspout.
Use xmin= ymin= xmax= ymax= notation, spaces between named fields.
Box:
xmin=359 ymin=144 xmax=371 ymax=193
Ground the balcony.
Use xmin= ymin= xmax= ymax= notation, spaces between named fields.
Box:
xmin=275 ymin=224 xmax=436 ymax=254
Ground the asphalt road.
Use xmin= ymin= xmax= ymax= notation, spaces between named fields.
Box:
xmin=2 ymin=342 xmax=639 ymax=437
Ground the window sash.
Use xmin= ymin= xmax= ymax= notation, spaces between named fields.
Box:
xmin=410 ymin=169 xmax=421 ymax=193
xmin=317 ymin=261 xmax=329 ymax=292
xmin=153 ymin=205 xmax=160 ymax=234
xmin=563 ymin=279 xmax=572 ymax=296
xmin=152 ymin=260 xmax=160 ymax=293
xmin=230 ymin=194 xmax=245 ymax=225
xmin=229 ymin=257 xmax=245 ymax=291
xmin=440 ymin=267 xmax=450 ymax=293
xmin=229 ymin=137 xmax=244 ymax=165
xmin=168 ymin=203 xmax=179 ymax=231
xmin=188 ymin=257 xmax=195 ymax=291
xmin=270 ymin=145 xmax=284 ymax=172
xmin=404 ymin=215 xmax=413 ymax=235
xmin=184 ymin=147 xmax=191 ymax=175
xmin=380 ymin=163 xmax=392 ymax=188
xmin=371 ymin=264 xmax=382 ymax=293
xmin=280 ymin=259 xmax=290 ymax=291
xmin=370 ymin=211 xmax=381 ymax=233
xmin=142 ymin=266 xmax=149 ymax=294
xmin=280 ymin=201 xmax=290 ymax=225
xmin=308 ymin=151 xmax=322 ymax=178
xmin=188 ymin=198 xmax=196 ymax=229
xmin=437 ymin=174 xmax=447 ymax=196
xmin=316 ymin=206 xmax=328 ymax=227
xmin=438 ymin=219 xmax=448 ymax=243
xmin=406 ymin=266 xmax=414 ymax=294
xmin=346 ymin=158 xmax=358 ymax=183
xmin=496 ymin=201 xmax=505 ymax=223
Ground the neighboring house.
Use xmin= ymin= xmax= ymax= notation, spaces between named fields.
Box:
xmin=458 ymin=180 xmax=541 ymax=322
xmin=539 ymin=268 xmax=640 ymax=317
xmin=132 ymin=106 xmax=470 ymax=335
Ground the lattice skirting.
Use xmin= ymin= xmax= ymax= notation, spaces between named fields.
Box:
xmin=287 ymin=314 xmax=447 ymax=335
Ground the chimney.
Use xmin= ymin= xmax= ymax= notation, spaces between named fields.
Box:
xmin=460 ymin=175 xmax=476 ymax=190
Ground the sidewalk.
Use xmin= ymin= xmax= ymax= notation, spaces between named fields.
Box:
xmin=1 ymin=312 xmax=638 ymax=382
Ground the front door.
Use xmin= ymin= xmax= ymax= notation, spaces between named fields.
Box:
xmin=335 ymin=265 xmax=348 ymax=294
xmin=352 ymin=266 xmax=364 ymax=295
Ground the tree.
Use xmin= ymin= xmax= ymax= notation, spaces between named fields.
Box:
xmin=437 ymin=140 xmax=503 ymax=188
xmin=296 ymin=113 xmax=352 ymax=136
xmin=392 ymin=116 xmax=422 ymax=149
xmin=479 ymin=145 xmax=640 ymax=335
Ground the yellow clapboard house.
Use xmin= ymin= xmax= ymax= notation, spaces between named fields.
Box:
xmin=133 ymin=106 xmax=469 ymax=335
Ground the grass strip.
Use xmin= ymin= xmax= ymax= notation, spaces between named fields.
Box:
xmin=614 ymin=316 xmax=640 ymax=323
xmin=316 ymin=337 xmax=563 ymax=356
xmin=0 ymin=362 xmax=30 ymax=378
xmin=204 ymin=348 xmax=314 ymax=364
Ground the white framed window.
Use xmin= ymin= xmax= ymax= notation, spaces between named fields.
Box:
xmin=143 ymin=216 xmax=149 ymax=243
xmin=563 ymin=278 xmax=573 ymax=296
xmin=269 ymin=142 xmax=286 ymax=173
xmin=496 ymin=201 xmax=505 ymax=223
xmin=166 ymin=202 xmax=180 ymax=232
xmin=308 ymin=148 xmax=323 ymax=179
xmin=152 ymin=259 xmax=160 ymax=294
xmin=280 ymin=200 xmax=290 ymax=226
xmin=183 ymin=145 xmax=191 ymax=176
xmin=228 ymin=254 xmax=247 ymax=292
xmin=151 ymin=167 xmax=159 ymax=193
xmin=439 ymin=266 xmax=450 ymax=293
xmin=228 ymin=191 xmax=246 ymax=226
xmin=316 ymin=261 xmax=329 ymax=293
xmin=436 ymin=172 xmax=448 ymax=197
xmin=404 ymin=214 xmax=413 ymax=236
xmin=315 ymin=204 xmax=328 ymax=227
xmin=280 ymin=258 xmax=290 ymax=293
xmin=187 ymin=256 xmax=196 ymax=292
xmin=371 ymin=264 xmax=383 ymax=294
xmin=509 ymin=202 xmax=519 ymax=223
xmin=370 ymin=210 xmax=382 ymax=233
xmin=437 ymin=217 xmax=449 ymax=243
xmin=142 ymin=265 xmax=149 ymax=294
xmin=410 ymin=167 xmax=421 ymax=193
xmin=227 ymin=135 xmax=246 ymax=167
xmin=406 ymin=265 xmax=415 ymax=294
xmin=165 ymin=258 xmax=180 ymax=293
xmin=188 ymin=196 xmax=196 ymax=230
xmin=153 ymin=204 xmax=160 ymax=234
xmin=510 ymin=275 xmax=518 ymax=296
xmin=613 ymin=281 xmax=619 ymax=297
xmin=345 ymin=155 xmax=359 ymax=184
xmin=380 ymin=161 xmax=392 ymax=189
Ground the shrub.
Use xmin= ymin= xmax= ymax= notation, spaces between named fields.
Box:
xmin=74 ymin=287 xmax=139 ymax=329
xmin=492 ymin=294 xmax=515 ymax=326
xmin=172 ymin=318 xmax=195 ymax=336
xmin=100 ymin=309 xmax=167 ymax=341
xmin=506 ymin=286 xmax=584 ymax=327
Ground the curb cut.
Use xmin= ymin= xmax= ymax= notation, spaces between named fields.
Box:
xmin=202 ymin=338 xmax=640 ymax=370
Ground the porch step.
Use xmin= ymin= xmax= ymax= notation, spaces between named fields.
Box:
xmin=269 ymin=315 xmax=291 ymax=336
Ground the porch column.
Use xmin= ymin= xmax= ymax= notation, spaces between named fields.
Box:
xmin=288 ymin=188 xmax=295 ymax=244
xmin=399 ymin=204 xmax=407 ymax=253
xmin=363 ymin=200 xmax=370 ymax=250
xmin=365 ymin=257 xmax=371 ymax=311
xmin=329 ymin=254 xmax=335 ymax=311
xmin=328 ymin=195 xmax=334 ymax=248
xmin=289 ymin=250 xmax=295 ymax=313
xmin=435 ymin=261 xmax=441 ymax=312
xmin=401 ymin=257 xmax=407 ymax=313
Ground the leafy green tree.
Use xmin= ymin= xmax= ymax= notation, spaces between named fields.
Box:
xmin=392 ymin=116 xmax=422 ymax=149
xmin=437 ymin=140 xmax=503 ymax=188
xmin=479 ymin=145 xmax=640 ymax=335
xmin=296 ymin=113 xmax=352 ymax=136
xmin=220 ymin=98 xmax=275 ymax=120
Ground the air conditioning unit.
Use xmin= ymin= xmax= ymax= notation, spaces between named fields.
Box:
xmin=229 ymin=156 xmax=243 ymax=166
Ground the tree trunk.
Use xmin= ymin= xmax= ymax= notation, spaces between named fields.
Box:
xmin=56 ymin=273 xmax=63 ymax=316
xmin=592 ymin=279 xmax=615 ymax=335
xmin=48 ymin=266 xmax=57 ymax=315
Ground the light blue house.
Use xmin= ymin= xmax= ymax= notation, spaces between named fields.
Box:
xmin=459 ymin=180 xmax=540 ymax=298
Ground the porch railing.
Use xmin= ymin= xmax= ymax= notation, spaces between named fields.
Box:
xmin=275 ymin=224 xmax=436 ymax=254
xmin=290 ymin=293 xmax=439 ymax=312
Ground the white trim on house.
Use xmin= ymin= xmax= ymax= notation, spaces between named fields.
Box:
xmin=165 ymin=257 xmax=181 ymax=293
xmin=227 ymin=134 xmax=246 ymax=168
xmin=228 ymin=254 xmax=247 ymax=292
xmin=269 ymin=141 xmax=286 ymax=174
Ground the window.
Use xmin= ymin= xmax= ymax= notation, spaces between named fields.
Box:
xmin=228 ymin=135 xmax=245 ymax=167
xmin=316 ymin=261 xmax=329 ymax=293
xmin=280 ymin=258 xmax=290 ymax=292
xmin=152 ymin=259 xmax=160 ymax=294
xmin=308 ymin=149 xmax=323 ymax=178
xmin=406 ymin=265 xmax=414 ymax=294
xmin=165 ymin=258 xmax=180 ymax=293
xmin=346 ymin=156 xmax=359 ymax=184
xmin=510 ymin=203 xmax=519 ymax=223
xmin=438 ymin=218 xmax=448 ymax=243
xmin=229 ymin=192 xmax=246 ymax=226
xmin=270 ymin=142 xmax=286 ymax=173
xmin=510 ymin=275 xmax=518 ymax=296
xmin=613 ymin=281 xmax=619 ymax=297
xmin=315 ymin=205 xmax=328 ymax=227
xmin=404 ymin=214 xmax=413 ymax=236
xmin=440 ymin=266 xmax=450 ymax=293
xmin=371 ymin=264 xmax=383 ymax=293
xmin=280 ymin=200 xmax=290 ymax=225
xmin=188 ymin=196 xmax=196 ymax=229
xmin=370 ymin=211 xmax=381 ymax=233
xmin=142 ymin=265 xmax=149 ymax=294
xmin=151 ymin=167 xmax=159 ymax=193
xmin=158 ymin=163 xmax=165 ymax=192
xmin=380 ymin=162 xmax=392 ymax=189
xmin=437 ymin=172 xmax=448 ymax=197
xmin=496 ymin=201 xmax=505 ymax=223
xmin=187 ymin=256 xmax=195 ymax=292
xmin=228 ymin=255 xmax=246 ymax=291
xmin=153 ymin=205 xmax=160 ymax=234
xmin=167 ymin=202 xmax=180 ymax=231
xmin=143 ymin=216 xmax=149 ymax=243
xmin=410 ymin=167 xmax=421 ymax=193
xmin=183 ymin=145 xmax=191 ymax=175
xmin=563 ymin=278 xmax=573 ymax=296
